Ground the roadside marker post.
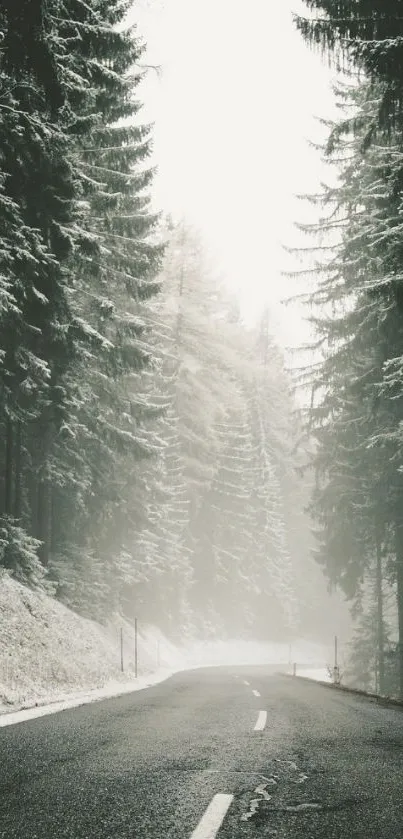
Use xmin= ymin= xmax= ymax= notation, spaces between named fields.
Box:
xmin=333 ymin=635 xmax=340 ymax=684
xmin=135 ymin=617 xmax=138 ymax=678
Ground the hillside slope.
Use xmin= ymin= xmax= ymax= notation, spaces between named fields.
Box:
xmin=0 ymin=572 xmax=185 ymax=714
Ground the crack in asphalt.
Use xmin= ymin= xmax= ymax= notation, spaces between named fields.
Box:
xmin=241 ymin=781 xmax=275 ymax=822
xmin=240 ymin=754 xmax=319 ymax=823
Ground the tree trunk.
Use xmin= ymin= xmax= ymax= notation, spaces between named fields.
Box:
xmin=174 ymin=226 xmax=185 ymax=353
xmin=37 ymin=479 xmax=51 ymax=566
xmin=50 ymin=488 xmax=55 ymax=554
xmin=13 ymin=421 xmax=22 ymax=520
xmin=29 ymin=471 xmax=38 ymax=536
xmin=4 ymin=417 xmax=13 ymax=515
xmin=395 ymin=519 xmax=403 ymax=699
xmin=375 ymin=522 xmax=385 ymax=694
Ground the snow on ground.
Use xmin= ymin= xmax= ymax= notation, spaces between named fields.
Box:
xmin=0 ymin=571 xmax=331 ymax=726
xmin=182 ymin=638 xmax=330 ymax=670
xmin=0 ymin=671 xmax=179 ymax=728
xmin=0 ymin=572 xmax=186 ymax=719
xmin=293 ymin=667 xmax=332 ymax=683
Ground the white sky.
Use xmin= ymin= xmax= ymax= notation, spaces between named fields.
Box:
xmin=131 ymin=0 xmax=339 ymax=355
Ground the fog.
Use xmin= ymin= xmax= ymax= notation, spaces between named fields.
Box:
xmin=127 ymin=0 xmax=352 ymax=660
xmin=1 ymin=0 xmax=396 ymax=703
xmin=133 ymin=0 xmax=339 ymax=349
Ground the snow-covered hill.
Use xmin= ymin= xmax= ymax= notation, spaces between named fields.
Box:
xmin=0 ymin=572 xmax=185 ymax=716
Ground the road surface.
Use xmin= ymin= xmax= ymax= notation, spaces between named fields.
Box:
xmin=1 ymin=668 xmax=403 ymax=837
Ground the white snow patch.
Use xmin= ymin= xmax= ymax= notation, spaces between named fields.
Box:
xmin=182 ymin=638 xmax=328 ymax=669
xmin=292 ymin=667 xmax=332 ymax=683
xmin=0 ymin=573 xmax=186 ymax=719
xmin=0 ymin=670 xmax=177 ymax=727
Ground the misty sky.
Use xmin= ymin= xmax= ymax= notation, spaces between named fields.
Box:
xmin=132 ymin=0 xmax=339 ymax=354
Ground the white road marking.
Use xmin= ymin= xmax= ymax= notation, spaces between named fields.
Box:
xmin=254 ymin=710 xmax=267 ymax=731
xmin=190 ymin=794 xmax=234 ymax=839
xmin=243 ymin=680 xmax=250 ymax=686
xmin=252 ymin=689 xmax=260 ymax=698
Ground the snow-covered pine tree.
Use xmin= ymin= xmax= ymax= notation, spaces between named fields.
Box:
xmin=0 ymin=0 xmax=163 ymax=608
xmin=296 ymin=0 xmax=403 ymax=129
xmin=143 ymin=222 xmax=311 ymax=639
xmin=247 ymin=401 xmax=297 ymax=639
xmin=45 ymin=0 xmax=164 ymax=615
xmin=247 ymin=312 xmax=298 ymax=635
xmin=290 ymin=73 xmax=403 ymax=692
xmin=345 ymin=557 xmax=398 ymax=696
xmin=0 ymin=0 xmax=88 ymax=577
xmin=138 ymin=223 xmax=244 ymax=632
xmin=202 ymin=413 xmax=258 ymax=635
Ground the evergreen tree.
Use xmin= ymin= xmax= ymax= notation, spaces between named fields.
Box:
xmin=291 ymin=74 xmax=403 ymax=692
xmin=128 ymin=222 xmax=306 ymax=639
xmin=296 ymin=0 xmax=403 ymax=128
xmin=345 ymin=563 xmax=397 ymax=695
xmin=0 ymin=0 xmax=87 ymax=574
xmin=0 ymin=0 xmax=163 ymax=612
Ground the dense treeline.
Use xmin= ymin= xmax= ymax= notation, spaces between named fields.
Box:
xmin=0 ymin=0 xmax=321 ymax=643
xmin=0 ymin=0 xmax=162 ymax=591
xmin=114 ymin=224 xmax=321 ymax=641
xmin=296 ymin=1 xmax=403 ymax=694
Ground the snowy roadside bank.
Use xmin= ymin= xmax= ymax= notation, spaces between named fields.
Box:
xmin=0 ymin=668 xmax=178 ymax=727
xmin=0 ymin=573 xmax=186 ymax=718
xmin=287 ymin=671 xmax=403 ymax=708
xmin=288 ymin=666 xmax=332 ymax=683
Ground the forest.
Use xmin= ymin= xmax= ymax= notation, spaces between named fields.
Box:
xmin=294 ymin=0 xmax=403 ymax=696
xmin=0 ymin=0 xmax=324 ymax=649
xmin=3 ymin=0 xmax=403 ymax=696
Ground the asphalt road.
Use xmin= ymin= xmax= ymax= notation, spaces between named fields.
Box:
xmin=1 ymin=668 xmax=403 ymax=838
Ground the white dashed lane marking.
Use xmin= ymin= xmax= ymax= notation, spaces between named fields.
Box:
xmin=243 ymin=680 xmax=250 ymax=686
xmin=254 ymin=710 xmax=267 ymax=731
xmin=189 ymin=794 xmax=234 ymax=839
xmin=252 ymin=689 xmax=260 ymax=698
